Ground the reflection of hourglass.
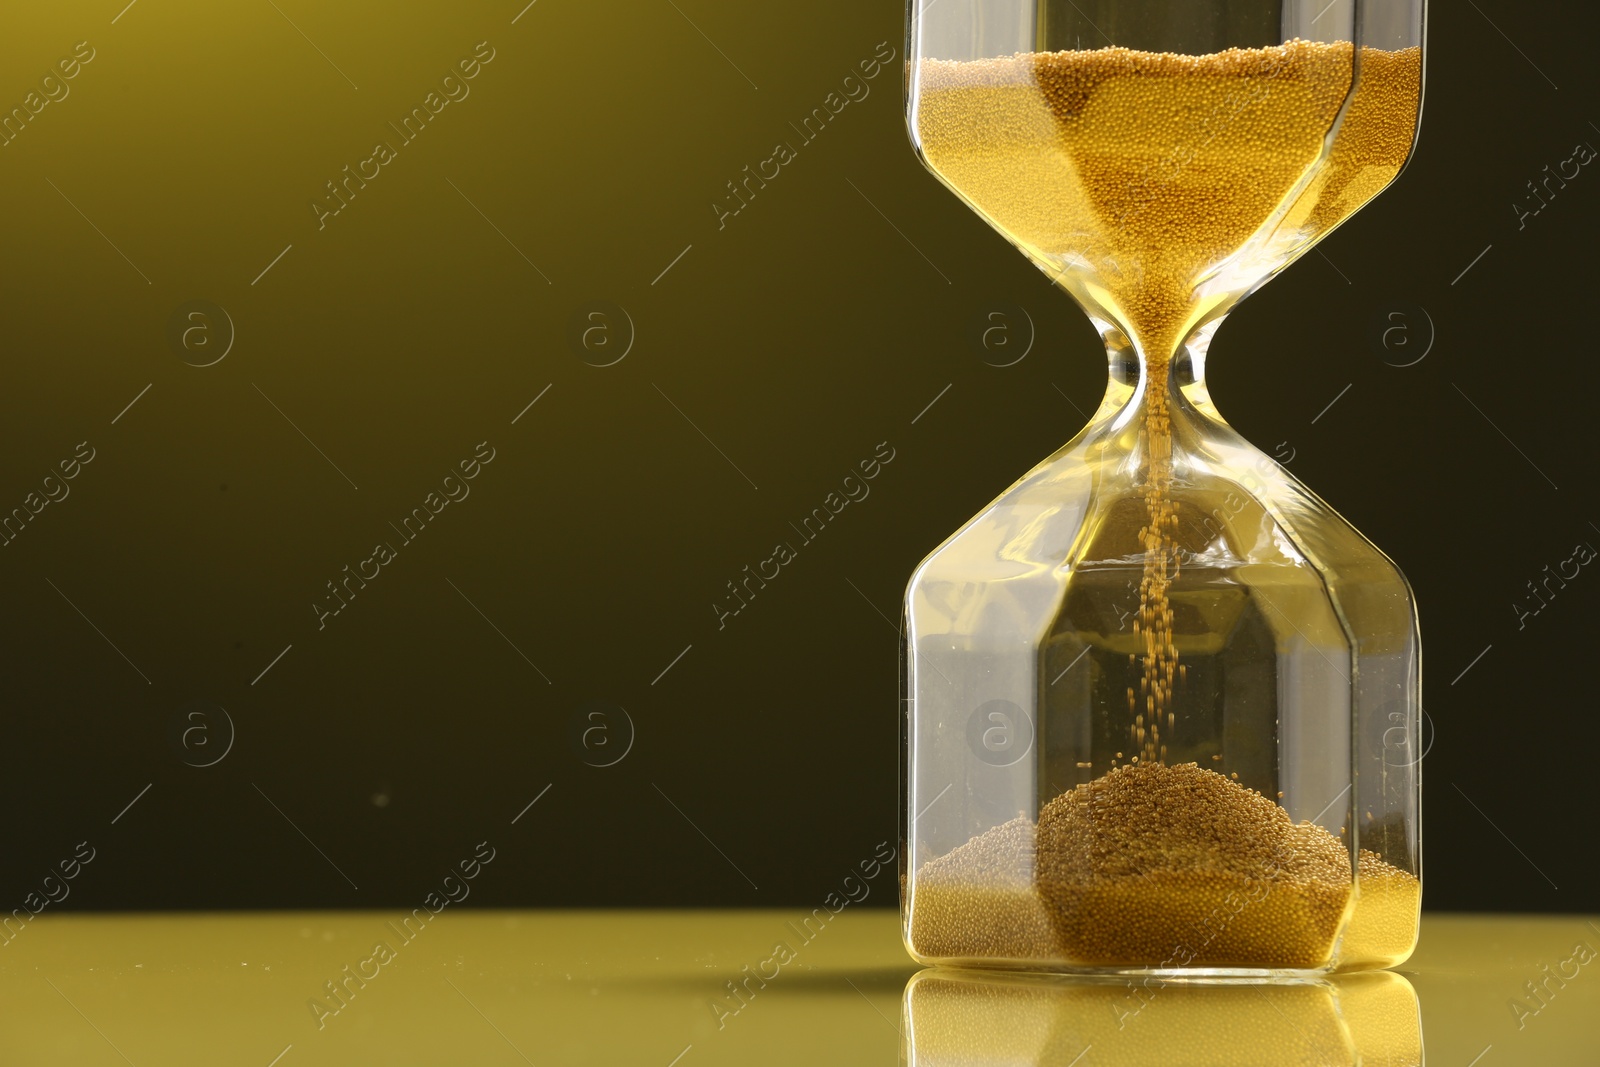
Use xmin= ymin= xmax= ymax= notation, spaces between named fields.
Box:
xmin=902 ymin=969 xmax=1424 ymax=1065
xmin=901 ymin=1 xmax=1425 ymax=973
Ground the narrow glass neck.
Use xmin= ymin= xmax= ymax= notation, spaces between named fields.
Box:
xmin=1090 ymin=317 xmax=1226 ymax=438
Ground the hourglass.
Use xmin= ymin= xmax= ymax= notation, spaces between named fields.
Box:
xmin=901 ymin=0 xmax=1425 ymax=973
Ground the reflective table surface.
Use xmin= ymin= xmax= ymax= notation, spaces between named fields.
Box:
xmin=3 ymin=911 xmax=1595 ymax=1064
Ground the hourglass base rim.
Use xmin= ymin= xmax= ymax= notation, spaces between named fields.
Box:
xmin=900 ymin=952 xmax=1368 ymax=979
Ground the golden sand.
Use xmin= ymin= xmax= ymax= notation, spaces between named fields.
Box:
xmin=909 ymin=764 xmax=1420 ymax=968
xmin=916 ymin=41 xmax=1421 ymax=361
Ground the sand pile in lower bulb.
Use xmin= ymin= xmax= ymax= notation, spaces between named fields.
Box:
xmin=910 ymin=762 xmax=1416 ymax=968
xmin=1036 ymin=761 xmax=1352 ymax=967
xmin=910 ymin=815 xmax=1058 ymax=961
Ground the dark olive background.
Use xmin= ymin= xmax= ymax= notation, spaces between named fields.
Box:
xmin=0 ymin=1 xmax=1594 ymax=915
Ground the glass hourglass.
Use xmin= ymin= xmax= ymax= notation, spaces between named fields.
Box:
xmin=900 ymin=0 xmax=1425 ymax=973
